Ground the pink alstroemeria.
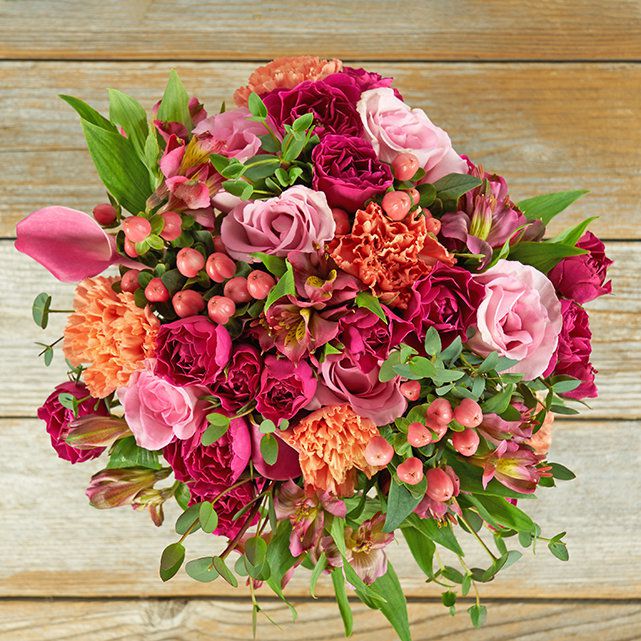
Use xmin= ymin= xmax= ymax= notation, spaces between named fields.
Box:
xmin=344 ymin=513 xmax=394 ymax=585
xmin=15 ymin=206 xmax=140 ymax=282
xmin=86 ymin=467 xmax=171 ymax=510
xmin=275 ymin=480 xmax=346 ymax=557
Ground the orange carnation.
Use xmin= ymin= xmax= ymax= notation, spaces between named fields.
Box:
xmin=63 ymin=276 xmax=159 ymax=398
xmin=283 ymin=404 xmax=380 ymax=497
xmin=233 ymin=56 xmax=343 ymax=106
xmin=329 ymin=202 xmax=455 ymax=309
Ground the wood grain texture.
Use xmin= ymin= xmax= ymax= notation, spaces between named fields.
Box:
xmin=1 ymin=61 xmax=640 ymax=239
xmin=1 ymin=1 xmax=641 ymax=61
xmin=2 ymin=418 xmax=639 ymax=599
xmin=2 ymin=598 xmax=641 ymax=641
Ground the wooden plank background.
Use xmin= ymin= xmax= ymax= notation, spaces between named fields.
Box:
xmin=0 ymin=2 xmax=639 ymax=639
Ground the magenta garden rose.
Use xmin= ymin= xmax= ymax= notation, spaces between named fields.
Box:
xmin=18 ymin=58 xmax=611 ymax=639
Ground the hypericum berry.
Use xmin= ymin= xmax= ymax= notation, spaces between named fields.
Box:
xmin=123 ymin=238 xmax=138 ymax=258
xmin=205 ymin=252 xmax=236 ymax=283
xmin=391 ymin=152 xmax=420 ymax=182
xmin=425 ymin=418 xmax=449 ymax=442
xmin=144 ymin=277 xmax=169 ymax=303
xmin=407 ymin=422 xmax=432 ymax=448
xmin=425 ymin=467 xmax=454 ymax=502
xmin=172 ymin=290 xmax=205 ymax=318
xmin=397 ymin=457 xmax=424 ymax=485
xmin=382 ymin=190 xmax=412 ymax=221
xmin=212 ymin=235 xmax=227 ymax=253
xmin=176 ymin=247 xmax=205 ymax=278
xmin=207 ymin=295 xmax=236 ymax=324
xmin=120 ymin=269 xmax=141 ymax=293
xmin=426 ymin=397 xmax=453 ymax=426
xmin=406 ymin=187 xmax=420 ymax=206
xmin=331 ymin=208 xmax=351 ymax=235
xmin=122 ymin=216 xmax=151 ymax=243
xmin=224 ymin=276 xmax=251 ymax=303
xmin=159 ymin=211 xmax=182 ymax=241
xmin=452 ymin=428 xmax=480 ymax=456
xmin=92 ymin=203 xmax=117 ymax=226
xmin=247 ymin=270 xmax=276 ymax=300
xmin=400 ymin=380 xmax=421 ymax=401
xmin=364 ymin=436 xmax=394 ymax=467
xmin=454 ymin=398 xmax=483 ymax=428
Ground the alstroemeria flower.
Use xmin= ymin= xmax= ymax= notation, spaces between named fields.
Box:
xmin=344 ymin=513 xmax=394 ymax=585
xmin=86 ymin=467 xmax=171 ymax=510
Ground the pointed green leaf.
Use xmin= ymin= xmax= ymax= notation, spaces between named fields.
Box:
xmin=517 ymin=189 xmax=588 ymax=225
xmin=384 ymin=478 xmax=424 ymax=532
xmin=508 ymin=241 xmax=588 ymax=273
xmin=159 ymin=542 xmax=185 ymax=582
xmin=551 ymin=216 xmax=598 ymax=246
xmin=108 ymin=88 xmax=149 ymax=158
xmin=106 ymin=436 xmax=161 ymax=470
xmin=157 ymin=69 xmax=192 ymax=130
xmin=432 ymin=173 xmax=482 ymax=202
xmin=60 ymin=94 xmax=116 ymax=132
xmin=355 ymin=291 xmax=387 ymax=324
xmin=212 ymin=556 xmax=238 ymax=587
xmin=331 ymin=569 xmax=353 ymax=637
xmin=264 ymin=260 xmax=295 ymax=311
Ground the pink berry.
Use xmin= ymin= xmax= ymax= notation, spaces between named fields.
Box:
xmin=176 ymin=247 xmax=205 ymax=278
xmin=92 ymin=203 xmax=117 ymax=226
xmin=160 ymin=211 xmax=182 ymax=241
xmin=454 ymin=398 xmax=483 ymax=428
xmin=120 ymin=269 xmax=141 ymax=293
xmin=406 ymin=187 xmax=420 ymax=206
xmin=382 ymin=190 xmax=412 ymax=221
xmin=212 ymin=235 xmax=227 ymax=253
xmin=124 ymin=238 xmax=138 ymax=258
xmin=224 ymin=276 xmax=251 ymax=303
xmin=207 ymin=295 xmax=236 ymax=324
xmin=452 ymin=429 xmax=480 ymax=457
xmin=397 ymin=457 xmax=424 ymax=486
xmin=172 ymin=290 xmax=205 ymax=318
xmin=400 ymin=380 xmax=421 ymax=401
xmin=425 ymin=418 xmax=449 ymax=442
xmin=331 ymin=208 xmax=351 ymax=235
xmin=205 ymin=252 xmax=236 ymax=283
xmin=407 ymin=422 xmax=432 ymax=448
xmin=247 ymin=270 xmax=276 ymax=300
xmin=391 ymin=152 xmax=420 ymax=182
xmin=144 ymin=277 xmax=169 ymax=303
xmin=122 ymin=216 xmax=151 ymax=243
xmin=364 ymin=436 xmax=394 ymax=467
xmin=425 ymin=467 xmax=454 ymax=502
xmin=426 ymin=398 xmax=453 ymax=426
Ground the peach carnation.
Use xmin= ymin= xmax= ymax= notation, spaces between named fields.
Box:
xmin=63 ymin=276 xmax=159 ymax=398
xmin=283 ymin=404 xmax=380 ymax=496
xmin=329 ymin=202 xmax=455 ymax=309
xmin=233 ymin=56 xmax=343 ymax=106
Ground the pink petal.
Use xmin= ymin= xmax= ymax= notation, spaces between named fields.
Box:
xmin=251 ymin=424 xmax=302 ymax=480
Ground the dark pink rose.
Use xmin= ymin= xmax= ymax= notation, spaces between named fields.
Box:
xmin=263 ymin=75 xmax=363 ymax=139
xmin=544 ymin=299 xmax=597 ymax=399
xmin=256 ymin=356 xmax=318 ymax=423
xmin=312 ymin=134 xmax=393 ymax=211
xmin=339 ymin=306 xmax=413 ymax=373
xmin=405 ymin=263 xmax=487 ymax=348
xmin=212 ymin=344 xmax=263 ymax=412
xmin=547 ymin=232 xmax=613 ymax=304
xmin=339 ymin=67 xmax=403 ymax=100
xmin=37 ymin=382 xmax=107 ymax=463
xmin=155 ymin=316 xmax=232 ymax=386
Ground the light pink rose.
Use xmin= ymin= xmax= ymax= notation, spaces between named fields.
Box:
xmin=220 ymin=185 xmax=335 ymax=262
xmin=310 ymin=353 xmax=407 ymax=425
xmin=192 ymin=107 xmax=264 ymax=163
xmin=356 ymin=87 xmax=467 ymax=179
xmin=469 ymin=260 xmax=562 ymax=380
xmin=117 ymin=364 xmax=206 ymax=450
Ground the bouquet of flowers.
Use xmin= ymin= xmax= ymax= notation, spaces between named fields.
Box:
xmin=16 ymin=57 xmax=612 ymax=638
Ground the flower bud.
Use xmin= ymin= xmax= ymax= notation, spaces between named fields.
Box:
xmin=247 ymin=270 xmax=276 ymax=300
xmin=86 ymin=467 xmax=171 ymax=510
xmin=172 ymin=289 xmax=205 ymax=318
xmin=160 ymin=211 xmax=182 ymax=241
xmin=65 ymin=415 xmax=131 ymax=450
xmin=92 ymin=203 xmax=118 ymax=226
xmin=224 ymin=276 xmax=251 ymax=303
xmin=364 ymin=435 xmax=394 ymax=467
xmin=176 ymin=247 xmax=205 ymax=278
xmin=206 ymin=252 xmax=236 ymax=282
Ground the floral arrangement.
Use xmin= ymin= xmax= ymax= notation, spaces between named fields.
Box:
xmin=16 ymin=57 xmax=611 ymax=638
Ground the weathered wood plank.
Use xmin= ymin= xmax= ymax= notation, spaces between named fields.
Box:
xmin=1 ymin=1 xmax=640 ymax=61
xmin=1 ymin=241 xmax=633 ymax=418
xmin=1 ymin=598 xmax=641 ymax=641
xmin=1 ymin=419 xmax=639 ymax=598
xmin=1 ymin=62 xmax=640 ymax=239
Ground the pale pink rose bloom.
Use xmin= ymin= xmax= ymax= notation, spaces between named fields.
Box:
xmin=470 ymin=259 xmax=562 ymax=380
xmin=220 ymin=185 xmax=335 ymax=262
xmin=356 ymin=88 xmax=467 ymax=178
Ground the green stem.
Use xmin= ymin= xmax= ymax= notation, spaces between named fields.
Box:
xmin=458 ymin=512 xmax=498 ymax=562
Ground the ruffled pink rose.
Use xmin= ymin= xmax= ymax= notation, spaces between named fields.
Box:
xmin=211 ymin=344 xmax=263 ymax=413
xmin=311 ymin=353 xmax=407 ymax=425
xmin=37 ymin=382 xmax=108 ymax=463
xmin=470 ymin=259 xmax=562 ymax=380
xmin=220 ymin=185 xmax=335 ymax=262
xmin=356 ymin=88 xmax=466 ymax=180
xmin=256 ymin=355 xmax=318 ymax=423
xmin=192 ymin=107 xmax=263 ymax=162
xmin=118 ymin=365 xmax=206 ymax=450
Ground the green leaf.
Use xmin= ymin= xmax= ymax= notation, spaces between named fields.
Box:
xmin=548 ymin=539 xmax=569 ymax=561
xmin=384 ymin=478 xmax=424 ymax=532
xmin=423 ymin=326 xmax=442 ymax=356
xmin=432 ymin=173 xmax=482 ymax=202
xmin=199 ymin=501 xmax=219 ymax=534
xmin=245 ymin=536 xmax=268 ymax=569
xmin=292 ymin=112 xmax=314 ymax=131
xmin=106 ymin=436 xmax=161 ymax=470
xmin=468 ymin=603 xmax=488 ymax=628
xmin=441 ymin=590 xmax=457 ymax=607
xmin=405 ymin=513 xmax=464 ymax=556
xmin=251 ymin=252 xmax=287 ymax=277
xmin=223 ymin=179 xmax=253 ymax=200
xmin=202 ymin=413 xmax=230 ymax=445
xmin=247 ymin=92 xmax=268 ymax=120
xmin=108 ymin=88 xmax=149 ymax=159
xmin=212 ymin=556 xmax=238 ymax=587
xmin=309 ymin=552 xmax=327 ymax=598
xmin=32 ymin=293 xmax=52 ymax=329
xmin=465 ymin=494 xmax=536 ymax=534
xmin=60 ymin=94 xmax=117 ymax=132
xmin=379 ymin=350 xmax=402 ymax=382
xmin=402 ymin=525 xmax=435 ymax=578
xmin=517 ymin=190 xmax=589 ymax=225
xmin=259 ymin=419 xmax=276 ymax=434
xmin=355 ymin=291 xmax=387 ymax=324
xmin=448 ymin=459 xmax=534 ymax=500
xmin=549 ymin=462 xmax=576 ymax=481
xmin=80 ymin=119 xmax=151 ymax=213
xmin=244 ymin=155 xmax=281 ymax=181
xmin=331 ymin=569 xmax=353 ymax=637
xmin=551 ymin=217 xmax=598 ymax=247
xmin=508 ymin=241 xmax=588 ymax=273
xmin=159 ymin=542 xmax=185 ymax=582
xmin=264 ymin=260 xmax=295 ymax=311
xmin=157 ymin=70 xmax=191 ymax=130
xmin=174 ymin=483 xmax=190 ymax=510
xmin=265 ymin=521 xmax=299 ymax=619
xmin=260 ymin=433 xmax=279 ymax=466
xmin=185 ymin=557 xmax=219 ymax=582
